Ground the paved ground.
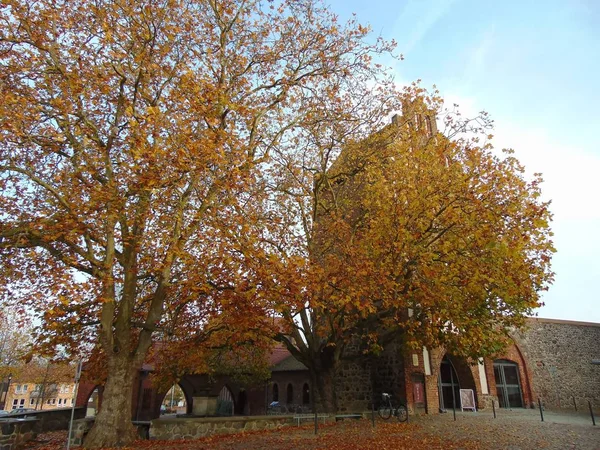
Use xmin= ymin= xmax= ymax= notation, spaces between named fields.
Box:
xmin=29 ymin=408 xmax=600 ymax=449
xmin=408 ymin=408 xmax=599 ymax=449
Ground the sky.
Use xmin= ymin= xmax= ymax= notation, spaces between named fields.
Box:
xmin=329 ymin=0 xmax=600 ymax=323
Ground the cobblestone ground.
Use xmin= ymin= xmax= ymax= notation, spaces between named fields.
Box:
xmin=409 ymin=408 xmax=600 ymax=450
xmin=29 ymin=409 xmax=600 ymax=449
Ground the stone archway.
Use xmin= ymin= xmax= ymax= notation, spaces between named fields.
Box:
xmin=216 ymin=385 xmax=235 ymax=415
xmin=157 ymin=383 xmax=190 ymax=416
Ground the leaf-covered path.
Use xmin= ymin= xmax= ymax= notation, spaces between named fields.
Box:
xmin=29 ymin=409 xmax=600 ymax=450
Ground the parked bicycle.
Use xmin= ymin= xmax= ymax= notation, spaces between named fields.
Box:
xmin=378 ymin=392 xmax=408 ymax=422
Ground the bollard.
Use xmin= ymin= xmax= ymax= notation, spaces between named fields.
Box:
xmin=573 ymin=396 xmax=577 ymax=412
xmin=371 ymin=401 xmax=375 ymax=428
xmin=589 ymin=401 xmax=596 ymax=426
xmin=538 ymin=398 xmax=544 ymax=422
xmin=451 ymin=387 xmax=457 ymax=421
xmin=492 ymin=400 xmax=496 ymax=419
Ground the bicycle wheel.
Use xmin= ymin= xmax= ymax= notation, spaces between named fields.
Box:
xmin=378 ymin=404 xmax=393 ymax=420
xmin=396 ymin=404 xmax=408 ymax=422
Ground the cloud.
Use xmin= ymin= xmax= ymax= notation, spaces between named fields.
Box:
xmin=392 ymin=0 xmax=458 ymax=55
xmin=462 ymin=26 xmax=496 ymax=91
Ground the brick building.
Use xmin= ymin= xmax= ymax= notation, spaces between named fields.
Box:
xmin=74 ymin=317 xmax=600 ymax=420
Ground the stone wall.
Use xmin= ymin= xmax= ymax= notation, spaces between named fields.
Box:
xmin=149 ymin=416 xmax=298 ymax=440
xmin=0 ymin=407 xmax=85 ymax=449
xmin=6 ymin=407 xmax=85 ymax=432
xmin=69 ymin=418 xmax=150 ymax=447
xmin=515 ymin=318 xmax=600 ymax=410
xmin=0 ymin=418 xmax=38 ymax=450
xmin=335 ymin=342 xmax=406 ymax=413
xmin=336 ymin=358 xmax=372 ymax=413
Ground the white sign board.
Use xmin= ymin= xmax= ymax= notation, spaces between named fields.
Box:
xmin=459 ymin=389 xmax=476 ymax=412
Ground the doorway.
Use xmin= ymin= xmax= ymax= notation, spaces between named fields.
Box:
xmin=438 ymin=356 xmax=460 ymax=410
xmin=493 ymin=360 xmax=523 ymax=408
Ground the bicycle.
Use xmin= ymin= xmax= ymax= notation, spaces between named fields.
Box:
xmin=378 ymin=392 xmax=408 ymax=422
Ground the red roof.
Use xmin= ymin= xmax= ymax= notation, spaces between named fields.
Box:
xmin=268 ymin=345 xmax=292 ymax=366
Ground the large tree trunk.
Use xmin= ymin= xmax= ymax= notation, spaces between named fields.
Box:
xmin=314 ymin=367 xmax=338 ymax=413
xmin=83 ymin=354 xmax=138 ymax=448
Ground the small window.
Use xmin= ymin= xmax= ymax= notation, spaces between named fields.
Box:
xmin=30 ymin=399 xmax=35 ymax=405
xmin=58 ymin=399 xmax=62 ymax=405
xmin=22 ymin=385 xmax=28 ymax=392
xmin=51 ymin=399 xmax=56 ymax=405
xmin=286 ymin=384 xmax=293 ymax=404
xmin=12 ymin=399 xmax=18 ymax=407
xmin=15 ymin=384 xmax=21 ymax=393
xmin=19 ymin=399 xmax=25 ymax=406
xmin=272 ymin=383 xmax=279 ymax=402
xmin=47 ymin=399 xmax=51 ymax=405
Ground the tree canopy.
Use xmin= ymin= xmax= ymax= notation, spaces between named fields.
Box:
xmin=265 ymin=87 xmax=554 ymax=411
xmin=0 ymin=0 xmax=399 ymax=446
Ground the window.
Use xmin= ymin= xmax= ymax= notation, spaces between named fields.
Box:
xmin=51 ymin=399 xmax=56 ymax=405
xmin=30 ymin=399 xmax=35 ymax=406
xmin=302 ymin=383 xmax=310 ymax=405
xmin=286 ymin=384 xmax=293 ymax=404
xmin=47 ymin=399 xmax=51 ymax=405
xmin=15 ymin=384 xmax=21 ymax=394
xmin=58 ymin=399 xmax=62 ymax=405
xmin=12 ymin=399 xmax=18 ymax=409
xmin=19 ymin=399 xmax=24 ymax=406
xmin=272 ymin=383 xmax=279 ymax=402
xmin=22 ymin=385 xmax=28 ymax=392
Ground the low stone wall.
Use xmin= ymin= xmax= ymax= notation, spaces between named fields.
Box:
xmin=0 ymin=418 xmax=38 ymax=450
xmin=8 ymin=407 xmax=85 ymax=433
xmin=0 ymin=408 xmax=85 ymax=450
xmin=69 ymin=418 xmax=150 ymax=447
xmin=150 ymin=415 xmax=300 ymax=440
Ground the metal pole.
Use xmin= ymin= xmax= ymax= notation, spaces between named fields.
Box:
xmin=589 ymin=401 xmax=596 ymax=426
xmin=66 ymin=360 xmax=82 ymax=450
xmin=452 ymin=390 xmax=456 ymax=421
xmin=371 ymin=399 xmax=375 ymax=428
xmin=492 ymin=400 xmax=496 ymax=419
xmin=538 ymin=398 xmax=544 ymax=422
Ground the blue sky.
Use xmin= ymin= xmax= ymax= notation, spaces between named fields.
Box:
xmin=329 ymin=0 xmax=600 ymax=323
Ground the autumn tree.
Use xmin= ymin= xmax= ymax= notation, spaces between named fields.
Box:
xmin=0 ymin=310 xmax=30 ymax=371
xmin=0 ymin=0 xmax=399 ymax=446
xmin=263 ymin=86 xmax=554 ymax=412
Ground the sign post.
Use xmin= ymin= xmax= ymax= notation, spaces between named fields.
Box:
xmin=66 ymin=360 xmax=83 ymax=450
